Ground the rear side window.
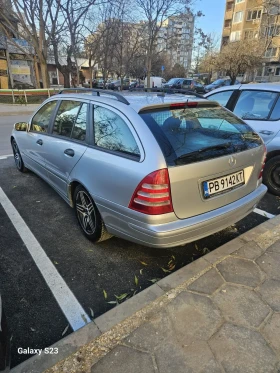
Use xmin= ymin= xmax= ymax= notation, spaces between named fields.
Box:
xmin=233 ymin=90 xmax=278 ymax=120
xmin=207 ymin=90 xmax=234 ymax=107
xmin=52 ymin=100 xmax=87 ymax=141
xmin=269 ymin=96 xmax=280 ymax=120
xmin=31 ymin=101 xmax=57 ymax=132
xmin=93 ymin=105 xmax=140 ymax=159
xmin=140 ymin=105 xmax=262 ymax=166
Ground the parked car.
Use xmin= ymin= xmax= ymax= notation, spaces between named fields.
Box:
xmin=11 ymin=90 xmax=266 ymax=247
xmin=129 ymin=81 xmax=144 ymax=90
xmin=0 ymin=295 xmax=10 ymax=372
xmin=204 ymin=83 xmax=280 ymax=196
xmin=144 ymin=77 xmax=166 ymax=88
xmin=192 ymin=81 xmax=206 ymax=94
xmin=107 ymin=79 xmax=130 ymax=90
xmin=204 ymin=78 xmax=240 ymax=93
xmin=97 ymin=79 xmax=105 ymax=89
xmin=163 ymin=78 xmax=204 ymax=93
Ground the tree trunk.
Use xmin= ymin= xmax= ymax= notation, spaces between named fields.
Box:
xmin=146 ymin=56 xmax=152 ymax=89
xmin=63 ymin=72 xmax=71 ymax=88
xmin=34 ymin=59 xmax=40 ymax=89
xmin=41 ymin=61 xmax=50 ymax=88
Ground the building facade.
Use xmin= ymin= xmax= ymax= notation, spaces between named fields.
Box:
xmin=222 ymin=0 xmax=280 ymax=80
xmin=157 ymin=13 xmax=194 ymax=71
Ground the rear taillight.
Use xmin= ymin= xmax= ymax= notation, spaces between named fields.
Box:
xmin=258 ymin=145 xmax=267 ymax=180
xmin=170 ymin=102 xmax=197 ymax=109
xmin=129 ymin=169 xmax=173 ymax=215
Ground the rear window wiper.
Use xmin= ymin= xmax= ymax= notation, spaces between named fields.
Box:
xmin=175 ymin=143 xmax=232 ymax=162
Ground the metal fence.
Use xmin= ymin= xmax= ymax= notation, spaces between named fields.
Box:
xmin=0 ymin=88 xmax=62 ymax=104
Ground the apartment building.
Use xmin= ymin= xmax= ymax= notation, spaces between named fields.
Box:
xmin=222 ymin=0 xmax=280 ymax=79
xmin=157 ymin=13 xmax=194 ymax=71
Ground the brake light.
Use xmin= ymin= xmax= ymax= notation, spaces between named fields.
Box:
xmin=258 ymin=145 xmax=267 ymax=180
xmin=129 ymin=169 xmax=173 ymax=215
xmin=170 ymin=102 xmax=197 ymax=109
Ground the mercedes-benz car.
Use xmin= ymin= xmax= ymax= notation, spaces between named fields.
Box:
xmin=11 ymin=89 xmax=267 ymax=248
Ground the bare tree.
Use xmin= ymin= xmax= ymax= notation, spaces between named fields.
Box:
xmin=212 ymin=39 xmax=265 ymax=84
xmin=135 ymin=0 xmax=197 ymax=88
xmin=0 ymin=0 xmax=60 ymax=87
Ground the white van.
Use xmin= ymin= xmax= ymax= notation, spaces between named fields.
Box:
xmin=144 ymin=76 xmax=166 ymax=88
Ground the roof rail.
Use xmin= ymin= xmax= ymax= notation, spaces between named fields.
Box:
xmin=58 ymin=88 xmax=130 ymax=105
xmin=129 ymin=87 xmax=205 ymax=99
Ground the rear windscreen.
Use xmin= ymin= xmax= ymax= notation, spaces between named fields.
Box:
xmin=140 ymin=106 xmax=262 ymax=166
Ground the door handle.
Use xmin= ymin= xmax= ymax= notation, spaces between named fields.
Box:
xmin=36 ymin=139 xmax=43 ymax=145
xmin=64 ymin=149 xmax=75 ymax=157
xmin=259 ymin=130 xmax=274 ymax=135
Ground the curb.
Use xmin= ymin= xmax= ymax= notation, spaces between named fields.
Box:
xmin=11 ymin=215 xmax=280 ymax=373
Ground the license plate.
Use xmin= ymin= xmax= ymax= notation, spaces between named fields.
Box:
xmin=203 ymin=170 xmax=245 ymax=198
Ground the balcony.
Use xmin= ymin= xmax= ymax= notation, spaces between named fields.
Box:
xmin=223 ymin=28 xmax=231 ymax=37
xmin=225 ymin=10 xmax=233 ymax=20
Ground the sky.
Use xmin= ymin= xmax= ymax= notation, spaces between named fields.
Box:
xmin=194 ymin=0 xmax=226 ymax=39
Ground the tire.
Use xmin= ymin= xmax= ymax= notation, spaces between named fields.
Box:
xmin=73 ymin=185 xmax=113 ymax=243
xmin=11 ymin=139 xmax=27 ymax=172
xmin=263 ymin=155 xmax=280 ymax=196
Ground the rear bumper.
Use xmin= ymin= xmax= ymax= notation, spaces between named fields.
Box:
xmin=104 ymin=184 xmax=267 ymax=248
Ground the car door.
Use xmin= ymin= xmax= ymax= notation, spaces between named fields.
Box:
xmin=232 ymin=89 xmax=280 ymax=144
xmin=42 ymin=99 xmax=89 ymax=197
xmin=17 ymin=100 xmax=58 ymax=179
xmin=182 ymin=79 xmax=191 ymax=89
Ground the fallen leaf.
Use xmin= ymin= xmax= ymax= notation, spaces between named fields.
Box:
xmin=172 ymin=255 xmax=175 ymax=260
xmin=103 ymin=289 xmax=108 ymax=299
xmin=30 ymin=327 xmax=35 ymax=332
xmin=135 ymin=275 xmax=139 ymax=286
xmin=89 ymin=308 xmax=94 ymax=318
xmin=148 ymin=279 xmax=160 ymax=283
xmin=114 ymin=293 xmax=128 ymax=301
xmin=62 ymin=324 xmax=69 ymax=336
xmin=54 ymin=261 xmax=59 ymax=265
xmin=161 ymin=267 xmax=171 ymax=273
xmin=195 ymin=244 xmax=199 ymax=251
xmin=107 ymin=301 xmax=117 ymax=304
xmin=169 ymin=264 xmax=175 ymax=271
xmin=140 ymin=269 xmax=143 ymax=275
xmin=139 ymin=261 xmax=148 ymax=266
xmin=81 ymin=314 xmax=88 ymax=323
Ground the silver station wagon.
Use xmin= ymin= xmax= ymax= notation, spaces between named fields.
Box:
xmin=11 ymin=90 xmax=267 ymax=248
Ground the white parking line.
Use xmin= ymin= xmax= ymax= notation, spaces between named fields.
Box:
xmin=0 ymin=154 xmax=13 ymax=160
xmin=253 ymin=208 xmax=276 ymax=219
xmin=0 ymin=187 xmax=91 ymax=330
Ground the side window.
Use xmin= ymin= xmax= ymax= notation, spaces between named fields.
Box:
xmin=269 ymin=96 xmax=280 ymax=120
xmin=71 ymin=104 xmax=87 ymax=141
xmin=233 ymin=90 xmax=278 ymax=120
xmin=52 ymin=100 xmax=87 ymax=140
xmin=31 ymin=101 xmax=57 ymax=132
xmin=207 ymin=90 xmax=234 ymax=107
xmin=93 ymin=105 xmax=140 ymax=158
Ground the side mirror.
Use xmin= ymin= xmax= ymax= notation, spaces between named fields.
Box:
xmin=14 ymin=122 xmax=28 ymax=131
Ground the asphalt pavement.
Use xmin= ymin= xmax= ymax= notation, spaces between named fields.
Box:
xmin=0 ymin=114 xmax=279 ymax=369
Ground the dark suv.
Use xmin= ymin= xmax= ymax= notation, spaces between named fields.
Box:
xmin=163 ymin=78 xmax=205 ymax=93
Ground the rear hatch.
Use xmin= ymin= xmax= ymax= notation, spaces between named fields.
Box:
xmin=140 ymin=101 xmax=265 ymax=219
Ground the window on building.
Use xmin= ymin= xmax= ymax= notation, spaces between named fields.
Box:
xmin=233 ymin=11 xmax=243 ymax=23
xmin=265 ymin=25 xmax=280 ymax=37
xmin=235 ymin=0 xmax=244 ymax=3
xmin=275 ymin=67 xmax=280 ymax=76
xmin=230 ymin=31 xmax=241 ymax=41
xmin=247 ymin=9 xmax=262 ymax=21
xmin=244 ymin=30 xmax=258 ymax=39
xmin=265 ymin=47 xmax=278 ymax=57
